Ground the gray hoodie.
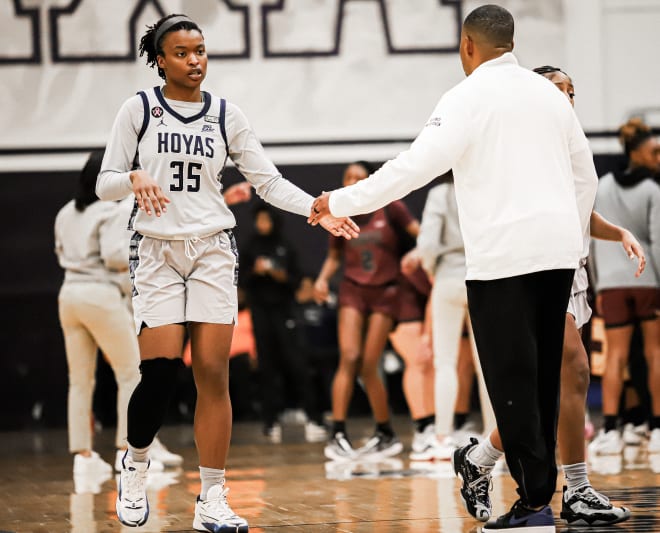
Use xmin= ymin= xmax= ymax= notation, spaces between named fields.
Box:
xmin=416 ymin=182 xmax=467 ymax=280
xmin=591 ymin=172 xmax=660 ymax=291
xmin=54 ymin=198 xmax=133 ymax=293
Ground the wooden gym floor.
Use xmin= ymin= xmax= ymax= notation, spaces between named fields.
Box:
xmin=1 ymin=416 xmax=658 ymax=533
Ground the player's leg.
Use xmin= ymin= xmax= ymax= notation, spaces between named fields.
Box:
xmin=325 ymin=305 xmax=365 ymax=460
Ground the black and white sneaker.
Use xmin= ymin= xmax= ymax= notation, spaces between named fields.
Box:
xmin=324 ymin=432 xmax=358 ymax=461
xmin=560 ymin=485 xmax=631 ymax=525
xmin=451 ymin=437 xmax=492 ymax=522
xmin=357 ymin=431 xmax=403 ymax=459
xmin=483 ymin=500 xmax=554 ymax=532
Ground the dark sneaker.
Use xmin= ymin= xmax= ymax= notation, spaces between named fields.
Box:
xmin=357 ymin=431 xmax=403 ymax=459
xmin=324 ymin=432 xmax=358 ymax=461
xmin=560 ymin=485 xmax=631 ymax=525
xmin=483 ymin=500 xmax=554 ymax=532
xmin=451 ymin=437 xmax=492 ymax=521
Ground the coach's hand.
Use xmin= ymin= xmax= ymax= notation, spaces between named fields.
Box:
xmin=307 ymin=192 xmax=331 ymax=226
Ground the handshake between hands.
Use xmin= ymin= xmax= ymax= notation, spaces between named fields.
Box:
xmin=308 ymin=191 xmax=360 ymax=240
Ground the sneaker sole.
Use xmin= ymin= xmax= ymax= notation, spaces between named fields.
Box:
xmin=483 ymin=526 xmax=554 ymax=532
xmin=193 ymin=516 xmax=249 ymax=532
xmin=560 ymin=509 xmax=631 ymax=526
xmin=409 ymin=450 xmax=452 ymax=462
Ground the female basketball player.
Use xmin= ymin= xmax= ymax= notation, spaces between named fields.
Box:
xmin=314 ymin=161 xmax=419 ymax=461
xmin=452 ymin=65 xmax=637 ymax=527
xmin=590 ymin=118 xmax=660 ymax=453
xmin=96 ymin=14 xmax=358 ymax=531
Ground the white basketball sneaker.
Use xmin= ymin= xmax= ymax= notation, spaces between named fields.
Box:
xmin=116 ymin=452 xmax=150 ymax=527
xmin=304 ymin=421 xmax=328 ymax=443
xmin=193 ymin=484 xmax=249 ymax=532
xmin=410 ymin=425 xmax=456 ymax=461
xmin=647 ymin=428 xmax=660 ymax=453
xmin=150 ymin=437 xmax=184 ymax=467
xmin=73 ymin=451 xmax=112 ymax=475
xmin=622 ymin=422 xmax=648 ymax=445
xmin=588 ymin=429 xmax=623 ymax=455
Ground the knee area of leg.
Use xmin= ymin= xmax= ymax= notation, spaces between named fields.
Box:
xmin=563 ymin=354 xmax=590 ymax=390
xmin=340 ymin=353 xmax=361 ymax=369
xmin=138 ymin=357 xmax=183 ymax=389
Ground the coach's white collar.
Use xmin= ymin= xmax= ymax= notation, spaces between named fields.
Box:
xmin=473 ymin=52 xmax=518 ymax=73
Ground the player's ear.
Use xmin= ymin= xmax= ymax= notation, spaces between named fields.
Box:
xmin=156 ymin=54 xmax=166 ymax=70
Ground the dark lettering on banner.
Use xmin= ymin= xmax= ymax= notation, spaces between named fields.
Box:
xmin=1 ymin=0 xmax=461 ymax=66
xmin=262 ymin=0 xmax=462 ymax=58
xmin=47 ymin=0 xmax=249 ymax=63
xmin=0 ymin=0 xmax=41 ymax=64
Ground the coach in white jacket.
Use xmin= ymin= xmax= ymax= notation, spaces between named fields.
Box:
xmin=310 ymin=5 xmax=597 ymax=530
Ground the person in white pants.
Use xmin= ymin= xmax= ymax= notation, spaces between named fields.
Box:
xmin=55 ymin=151 xmax=142 ymax=475
xmin=416 ymin=175 xmax=496 ymax=459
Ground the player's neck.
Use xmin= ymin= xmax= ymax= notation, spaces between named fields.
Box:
xmin=162 ymin=84 xmax=202 ymax=103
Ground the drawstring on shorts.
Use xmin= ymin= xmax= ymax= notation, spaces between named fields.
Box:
xmin=184 ymin=236 xmax=202 ymax=260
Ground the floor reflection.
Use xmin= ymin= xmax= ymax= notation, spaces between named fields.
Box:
xmin=5 ymin=421 xmax=660 ymax=532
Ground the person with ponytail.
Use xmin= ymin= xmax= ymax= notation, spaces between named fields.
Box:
xmin=589 ymin=117 xmax=660 ymax=454
xmin=96 ymin=13 xmax=358 ymax=531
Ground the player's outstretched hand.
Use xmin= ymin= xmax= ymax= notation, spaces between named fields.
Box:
xmin=307 ymin=191 xmax=359 ymax=239
xmin=317 ymin=213 xmax=360 ymax=240
xmin=130 ymin=169 xmax=170 ymax=217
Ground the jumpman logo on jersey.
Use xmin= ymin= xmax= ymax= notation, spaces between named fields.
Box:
xmin=157 ymin=118 xmax=167 ymax=127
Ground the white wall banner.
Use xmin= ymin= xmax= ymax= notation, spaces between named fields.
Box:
xmin=0 ymin=0 xmax=658 ymax=170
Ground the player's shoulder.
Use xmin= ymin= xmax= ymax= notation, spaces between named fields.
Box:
xmin=222 ymin=99 xmax=246 ymax=117
xmin=118 ymin=90 xmax=152 ymax=114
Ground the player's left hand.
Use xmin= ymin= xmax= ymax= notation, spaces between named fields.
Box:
xmin=622 ymin=230 xmax=645 ymax=277
xmin=317 ymin=214 xmax=360 ymax=240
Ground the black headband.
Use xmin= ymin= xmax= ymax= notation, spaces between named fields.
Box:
xmin=154 ymin=15 xmax=194 ymax=50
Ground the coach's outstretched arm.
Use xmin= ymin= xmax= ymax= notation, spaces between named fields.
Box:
xmin=308 ymin=90 xmax=470 ymax=224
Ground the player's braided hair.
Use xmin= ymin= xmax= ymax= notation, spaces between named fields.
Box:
xmin=139 ymin=14 xmax=202 ymax=80
xmin=533 ymin=65 xmax=567 ymax=77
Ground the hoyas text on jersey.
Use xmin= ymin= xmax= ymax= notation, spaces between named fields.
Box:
xmin=157 ymin=132 xmax=215 ymax=158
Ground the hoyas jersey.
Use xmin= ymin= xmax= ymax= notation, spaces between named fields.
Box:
xmin=131 ymin=86 xmax=232 ymax=239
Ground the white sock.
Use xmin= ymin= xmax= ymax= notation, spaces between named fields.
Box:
xmin=563 ymin=462 xmax=590 ymax=495
xmin=467 ymin=436 xmax=503 ymax=468
xmin=200 ymin=467 xmax=226 ymax=500
xmin=128 ymin=444 xmax=150 ymax=463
